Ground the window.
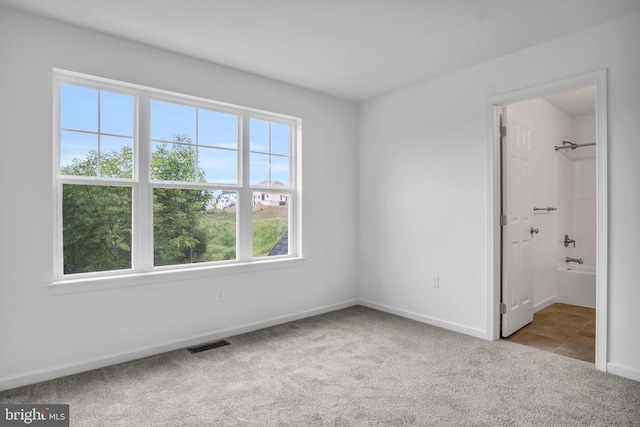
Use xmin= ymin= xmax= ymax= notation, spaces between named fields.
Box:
xmin=54 ymin=70 xmax=299 ymax=279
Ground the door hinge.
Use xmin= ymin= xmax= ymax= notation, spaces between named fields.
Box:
xmin=500 ymin=215 xmax=507 ymax=226
xmin=500 ymin=126 xmax=506 ymax=138
xmin=499 ymin=303 xmax=507 ymax=314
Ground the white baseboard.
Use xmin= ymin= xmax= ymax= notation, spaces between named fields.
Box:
xmin=6 ymin=299 xmax=631 ymax=391
xmin=358 ymin=299 xmax=487 ymax=339
xmin=533 ymin=295 xmax=557 ymax=312
xmin=0 ymin=299 xmax=359 ymax=392
xmin=607 ymin=362 xmax=640 ymax=382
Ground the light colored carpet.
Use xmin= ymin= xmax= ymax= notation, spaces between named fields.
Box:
xmin=1 ymin=306 xmax=639 ymax=426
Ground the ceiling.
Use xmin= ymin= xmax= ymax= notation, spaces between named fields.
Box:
xmin=543 ymin=86 xmax=596 ymax=118
xmin=2 ymin=0 xmax=640 ymax=102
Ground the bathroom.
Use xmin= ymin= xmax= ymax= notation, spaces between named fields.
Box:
xmin=506 ymin=85 xmax=597 ymax=362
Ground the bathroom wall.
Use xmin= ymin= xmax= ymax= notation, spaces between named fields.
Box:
xmin=570 ymin=115 xmax=596 ymax=267
xmin=555 ymin=114 xmax=596 ymax=308
xmin=557 ymin=153 xmax=574 ymax=263
xmin=557 ymin=115 xmax=596 ymax=266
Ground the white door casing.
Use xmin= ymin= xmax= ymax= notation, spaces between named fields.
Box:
xmin=501 ymin=106 xmax=535 ymax=337
xmin=488 ymin=70 xmax=607 ymax=371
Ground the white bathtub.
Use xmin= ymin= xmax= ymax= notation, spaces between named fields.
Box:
xmin=556 ymin=261 xmax=596 ymax=308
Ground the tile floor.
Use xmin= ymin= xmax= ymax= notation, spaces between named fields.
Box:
xmin=504 ymin=302 xmax=595 ymax=363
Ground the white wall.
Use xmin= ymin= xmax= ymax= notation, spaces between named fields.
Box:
xmin=359 ymin=12 xmax=640 ymax=380
xmin=0 ymin=7 xmax=359 ymax=390
xmin=557 ymin=115 xmax=597 ymax=267
xmin=571 ymin=115 xmax=597 ymax=266
xmin=557 ymin=153 xmax=574 ymax=261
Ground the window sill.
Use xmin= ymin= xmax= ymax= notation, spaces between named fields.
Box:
xmin=48 ymin=257 xmax=306 ymax=295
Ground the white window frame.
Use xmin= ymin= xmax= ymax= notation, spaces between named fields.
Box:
xmin=52 ymin=69 xmax=302 ymax=287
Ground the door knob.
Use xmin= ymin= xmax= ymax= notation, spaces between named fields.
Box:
xmin=530 ymin=227 xmax=539 ymax=236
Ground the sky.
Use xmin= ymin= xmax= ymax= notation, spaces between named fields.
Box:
xmin=60 ymin=83 xmax=290 ymax=186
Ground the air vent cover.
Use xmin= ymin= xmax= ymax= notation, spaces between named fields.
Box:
xmin=187 ymin=339 xmax=231 ymax=354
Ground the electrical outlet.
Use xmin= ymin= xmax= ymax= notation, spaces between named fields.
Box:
xmin=217 ymin=289 xmax=225 ymax=302
xmin=432 ymin=275 xmax=439 ymax=288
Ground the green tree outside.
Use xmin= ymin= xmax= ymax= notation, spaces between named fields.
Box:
xmin=62 ymin=184 xmax=132 ymax=273
xmin=150 ymin=138 xmax=215 ymax=266
xmin=62 ymin=144 xmax=133 ymax=274
xmin=62 ymin=135 xmax=287 ymax=274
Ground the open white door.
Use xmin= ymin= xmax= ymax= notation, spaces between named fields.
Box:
xmin=501 ymin=106 xmax=535 ymax=337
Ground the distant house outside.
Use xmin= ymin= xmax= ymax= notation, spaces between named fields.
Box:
xmin=215 ymin=191 xmax=237 ymax=209
xmin=215 ymin=180 xmax=289 ymax=210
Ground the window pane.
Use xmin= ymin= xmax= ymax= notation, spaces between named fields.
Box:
xmin=199 ymin=109 xmax=238 ymax=149
xmin=253 ymin=191 xmax=289 ymax=257
xmin=250 ymin=118 xmax=269 ymax=152
xmin=198 ymin=147 xmax=237 ymax=184
xmin=249 ymin=119 xmax=291 ymax=187
xmin=100 ymin=91 xmax=134 ymax=137
xmin=154 ymin=189 xmax=236 ymax=266
xmin=60 ymin=131 xmax=98 ymax=176
xmin=60 ymin=84 xmax=98 ymax=132
xmin=270 ymin=155 xmax=290 ymax=186
xmin=100 ymin=136 xmax=133 ymax=178
xmin=151 ymin=142 xmax=197 ymax=182
xmin=250 ymin=152 xmax=270 ymax=185
xmin=271 ymin=122 xmax=289 ymax=156
xmin=151 ymin=100 xmax=196 ymax=142
xmin=62 ymin=184 xmax=132 ymax=274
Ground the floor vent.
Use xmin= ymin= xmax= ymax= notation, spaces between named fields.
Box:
xmin=187 ymin=340 xmax=231 ymax=354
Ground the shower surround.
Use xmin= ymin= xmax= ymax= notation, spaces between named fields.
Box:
xmin=556 ymin=115 xmax=596 ymax=308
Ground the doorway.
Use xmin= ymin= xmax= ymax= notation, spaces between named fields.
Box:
xmin=487 ymin=70 xmax=608 ymax=371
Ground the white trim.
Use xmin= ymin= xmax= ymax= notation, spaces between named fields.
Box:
xmin=358 ymin=299 xmax=487 ymax=339
xmin=52 ymin=74 xmax=63 ymax=279
xmin=48 ymin=257 xmax=306 ymax=295
xmin=137 ymin=91 xmax=152 ymax=271
xmin=607 ymin=362 xmax=640 ymax=382
xmin=239 ymin=113 xmax=252 ymax=261
xmin=294 ymin=121 xmax=303 ymax=258
xmin=486 ymin=70 xmax=608 ymax=372
xmin=0 ymin=298 xmax=356 ymax=392
xmin=594 ymin=73 xmax=608 ymax=373
xmin=53 ymin=68 xmax=295 ymax=121
xmin=486 ymin=97 xmax=501 ymax=341
xmin=533 ymin=295 xmax=558 ymax=312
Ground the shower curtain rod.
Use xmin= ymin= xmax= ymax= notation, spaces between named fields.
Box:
xmin=554 ymin=140 xmax=596 ymax=151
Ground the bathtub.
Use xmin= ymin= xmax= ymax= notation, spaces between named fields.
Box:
xmin=556 ymin=261 xmax=596 ymax=308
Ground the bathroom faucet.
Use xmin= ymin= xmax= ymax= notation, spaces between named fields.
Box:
xmin=565 ymin=257 xmax=583 ymax=264
xmin=564 ymin=234 xmax=576 ymax=248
